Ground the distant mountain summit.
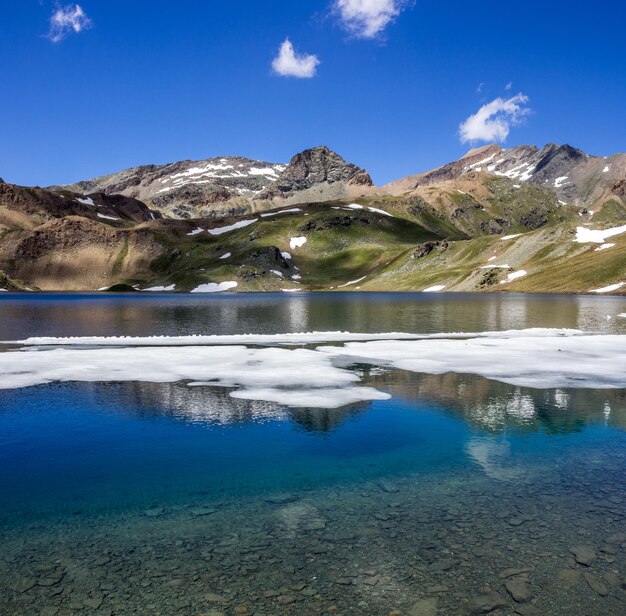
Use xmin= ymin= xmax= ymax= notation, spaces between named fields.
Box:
xmin=385 ymin=143 xmax=626 ymax=211
xmin=57 ymin=156 xmax=288 ymax=219
xmin=257 ymin=146 xmax=374 ymax=203
xmin=58 ymin=146 xmax=376 ymax=219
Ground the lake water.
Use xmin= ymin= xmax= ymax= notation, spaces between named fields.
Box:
xmin=0 ymin=292 xmax=625 ymax=616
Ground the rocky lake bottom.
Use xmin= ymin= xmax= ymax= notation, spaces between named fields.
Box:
xmin=1 ymin=292 xmax=625 ymax=615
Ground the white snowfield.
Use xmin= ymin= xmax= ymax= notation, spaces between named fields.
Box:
xmin=367 ymin=207 xmax=393 ymax=216
xmin=77 ymin=197 xmax=95 ymax=206
xmin=142 ymin=284 xmax=176 ymax=292
xmin=575 ymin=224 xmax=626 ymax=244
xmin=337 ymin=276 xmax=366 ymax=288
xmin=207 ymin=219 xmax=257 ymax=235
xmin=190 ymin=281 xmax=238 ymax=293
xmin=500 ymin=233 xmax=522 ymax=240
xmin=289 ymin=236 xmax=307 ymax=249
xmin=219 ymin=252 xmax=231 ymax=260
xmin=422 ymin=285 xmax=445 ymax=292
xmin=186 ymin=227 xmax=205 ymax=236
xmin=501 ymin=270 xmax=527 ymax=283
xmin=589 ymin=282 xmax=624 ymax=294
xmin=260 ymin=208 xmax=302 ymax=218
xmin=97 ymin=213 xmax=120 ymax=221
xmin=0 ymin=329 xmax=624 ymax=406
xmin=156 ymin=161 xmax=286 ymax=196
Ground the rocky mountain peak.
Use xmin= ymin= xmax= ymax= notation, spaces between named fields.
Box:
xmin=259 ymin=146 xmax=373 ymax=199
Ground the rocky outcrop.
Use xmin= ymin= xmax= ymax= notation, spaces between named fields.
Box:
xmin=258 ymin=146 xmax=373 ymax=200
xmin=0 ymin=181 xmax=159 ymax=228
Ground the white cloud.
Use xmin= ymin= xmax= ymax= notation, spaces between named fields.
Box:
xmin=333 ymin=0 xmax=409 ymax=39
xmin=47 ymin=3 xmax=92 ymax=43
xmin=459 ymin=93 xmax=530 ymax=144
xmin=272 ymin=39 xmax=320 ymax=78
xmin=505 ymin=81 xmax=513 ymax=90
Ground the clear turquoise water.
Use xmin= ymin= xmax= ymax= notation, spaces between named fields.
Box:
xmin=1 ymin=293 xmax=625 ymax=615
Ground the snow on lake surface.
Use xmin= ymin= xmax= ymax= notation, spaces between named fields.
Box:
xmin=289 ymin=237 xmax=307 ymax=249
xmin=589 ymin=282 xmax=624 ymax=294
xmin=190 ymin=281 xmax=238 ymax=293
xmin=575 ymin=224 xmax=626 ymax=243
xmin=208 ymin=219 xmax=257 ymax=235
xmin=422 ymin=285 xmax=446 ymax=292
xmin=2 ymin=329 xmax=625 ymax=406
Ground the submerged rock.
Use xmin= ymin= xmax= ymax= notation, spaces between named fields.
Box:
xmin=467 ymin=591 xmax=508 ymax=615
xmin=409 ymin=597 xmax=438 ymax=616
xmin=584 ymin=572 xmax=608 ymax=596
xmin=570 ymin=545 xmax=597 ymax=566
xmin=504 ymin=577 xmax=533 ymax=603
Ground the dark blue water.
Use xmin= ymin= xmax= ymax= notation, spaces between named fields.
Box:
xmin=1 ymin=293 xmax=625 ymax=615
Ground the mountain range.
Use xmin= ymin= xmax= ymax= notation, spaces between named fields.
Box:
xmin=0 ymin=143 xmax=624 ymax=294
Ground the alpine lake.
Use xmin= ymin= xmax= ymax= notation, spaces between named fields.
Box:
xmin=0 ymin=291 xmax=625 ymax=616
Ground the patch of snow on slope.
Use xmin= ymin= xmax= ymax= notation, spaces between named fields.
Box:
xmin=97 ymin=213 xmax=120 ymax=221
xmin=554 ymin=176 xmax=568 ymax=188
xmin=500 ymin=233 xmax=522 ymax=240
xmin=368 ymin=207 xmax=393 ymax=216
xmin=595 ymin=243 xmax=615 ymax=251
xmin=347 ymin=203 xmax=363 ymax=210
xmin=143 ymin=284 xmax=176 ymax=292
xmin=208 ymin=219 xmax=257 ymax=235
xmin=187 ymin=227 xmax=204 ymax=236
xmin=289 ymin=237 xmax=307 ymax=249
xmin=190 ymin=281 xmax=238 ymax=293
xmin=575 ymin=224 xmax=626 ymax=243
xmin=603 ymin=165 xmax=610 ymax=173
xmin=467 ymin=153 xmax=496 ymax=170
xmin=219 ymin=252 xmax=231 ymax=259
xmin=337 ymin=276 xmax=366 ymax=288
xmin=271 ymin=270 xmax=284 ymax=278
xmin=77 ymin=197 xmax=95 ymax=206
xmin=480 ymin=264 xmax=510 ymax=269
xmin=501 ymin=270 xmax=527 ymax=283
xmin=281 ymin=251 xmax=291 ymax=260
xmin=494 ymin=162 xmax=535 ymax=182
xmin=423 ymin=285 xmax=445 ymax=292
xmin=260 ymin=208 xmax=302 ymax=218
xmin=589 ymin=282 xmax=624 ymax=294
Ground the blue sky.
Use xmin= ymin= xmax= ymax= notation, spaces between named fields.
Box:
xmin=1 ymin=1 xmax=624 ymax=187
